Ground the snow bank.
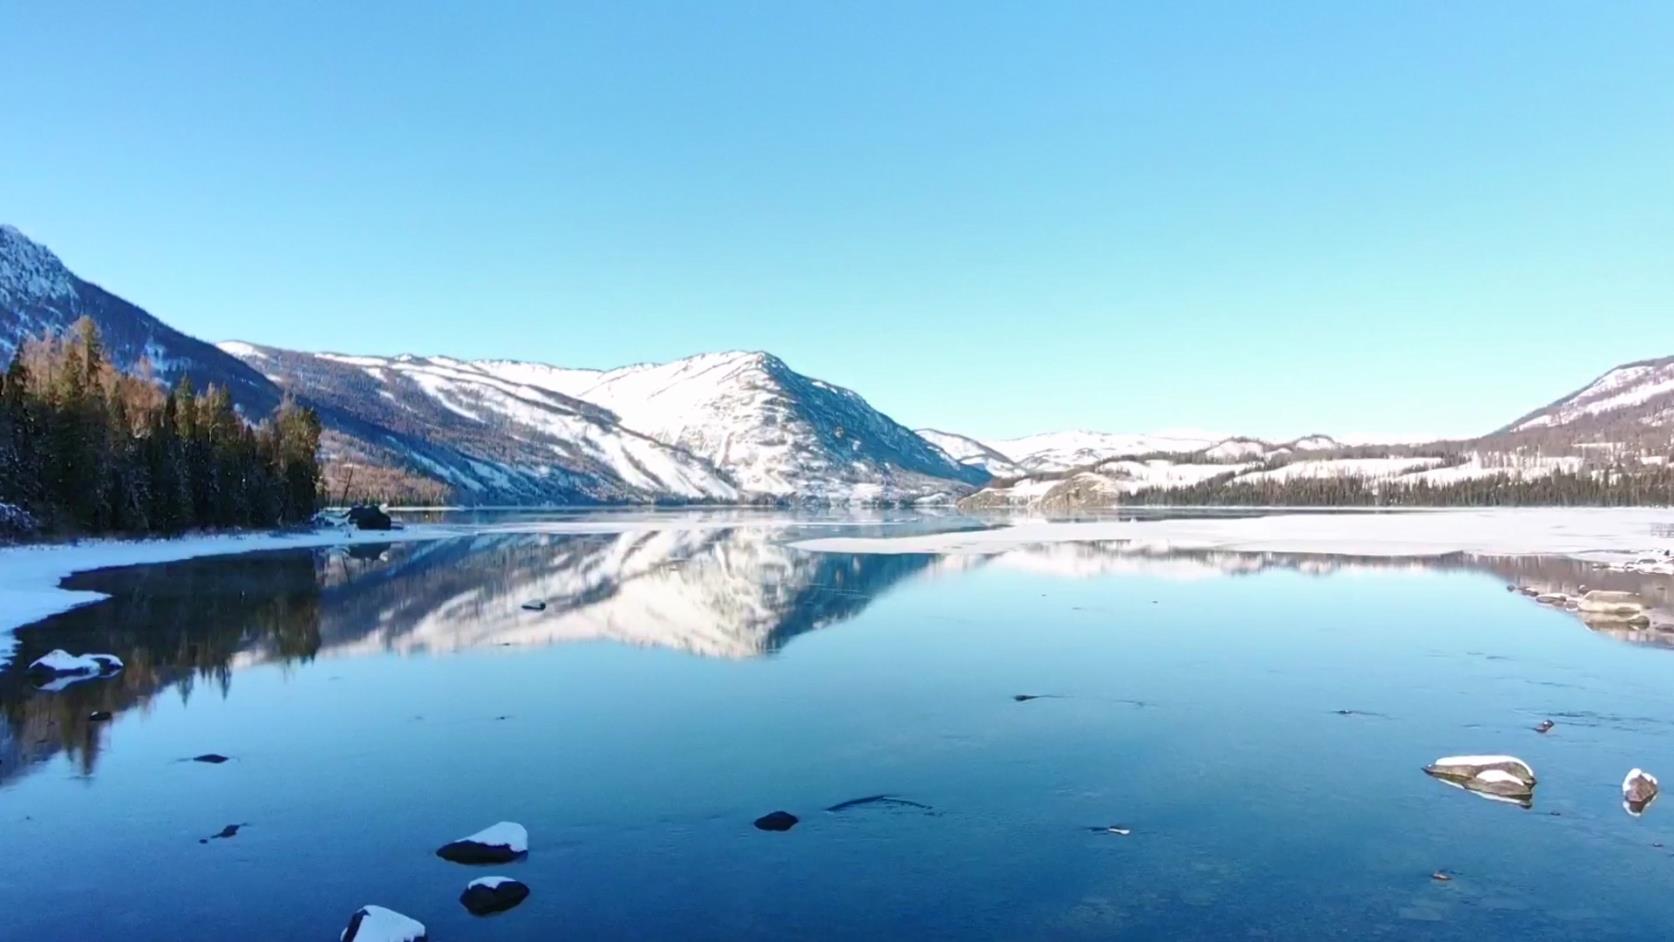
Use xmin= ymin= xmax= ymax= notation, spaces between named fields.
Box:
xmin=789 ymin=509 xmax=1674 ymax=566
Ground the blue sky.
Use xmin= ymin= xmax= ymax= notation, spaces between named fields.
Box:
xmin=3 ymin=2 xmax=1672 ymax=440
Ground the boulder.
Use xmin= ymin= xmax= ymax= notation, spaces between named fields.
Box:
xmin=192 ymin=753 xmax=230 ymax=764
xmin=460 ymin=876 xmax=531 ymax=916
xmin=753 ymin=810 xmax=799 ymax=832
xmin=437 ymin=821 xmax=528 ymax=864
xmin=1423 ymin=755 xmax=1536 ymax=786
xmin=27 ymin=650 xmax=123 ymax=679
xmin=346 ymin=505 xmax=393 ymax=531
xmin=341 ymin=905 xmax=427 ymax=942
xmin=1623 ymin=769 xmax=1660 ymax=816
xmin=521 ymin=601 xmax=547 ymax=612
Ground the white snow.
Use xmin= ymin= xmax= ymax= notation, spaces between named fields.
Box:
xmin=1472 ymin=769 xmax=1526 ymax=787
xmin=456 ymin=821 xmax=528 ymax=853
xmin=468 ymin=876 xmax=518 ymax=890
xmin=1624 ymin=768 xmax=1659 ymax=792
xmin=1236 ymin=457 xmax=1443 ymax=483
xmin=214 ymin=340 xmax=265 ymax=359
xmin=0 ymin=225 xmax=76 ymax=306
xmin=789 ymin=509 xmax=1674 ymax=569
xmin=28 ymin=649 xmax=121 ymax=675
xmin=340 ymin=905 xmax=426 ymax=942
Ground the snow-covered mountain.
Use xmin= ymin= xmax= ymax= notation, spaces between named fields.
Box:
xmin=982 ymin=430 xmax=1226 ymax=473
xmin=975 ymin=429 xmax=1343 ymax=474
xmin=0 ymin=225 xmax=279 ymax=414
xmin=915 ymin=429 xmax=1025 ymax=478
xmin=220 ymin=344 xmax=740 ymax=503
xmin=466 ymin=351 xmax=988 ymax=501
xmin=225 ymin=345 xmax=986 ymax=503
xmin=1497 ymin=355 xmax=1674 ymax=448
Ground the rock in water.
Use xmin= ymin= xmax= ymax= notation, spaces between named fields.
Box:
xmin=1579 ymin=590 xmax=1649 ymax=615
xmin=460 ymin=876 xmax=531 ymax=916
xmin=753 ymin=810 xmax=799 ymax=832
xmin=346 ymin=504 xmax=393 ymax=531
xmin=88 ymin=710 xmax=112 ymax=722
xmin=27 ymin=649 xmax=123 ymax=679
xmin=1623 ymin=769 xmax=1660 ymax=816
xmin=521 ymin=600 xmax=547 ymax=612
xmin=1424 ymin=755 xmax=1536 ymax=805
xmin=340 ymin=905 xmax=427 ymax=942
xmin=436 ymin=821 xmax=529 ymax=864
xmin=192 ymin=754 xmax=231 ymax=764
xmin=1534 ymin=720 xmax=1555 ymax=734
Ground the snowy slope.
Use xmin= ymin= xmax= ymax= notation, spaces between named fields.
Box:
xmin=473 ymin=352 xmax=988 ymax=501
xmin=916 ymin=428 xmax=1026 ymax=478
xmin=221 ymin=344 xmax=739 ymax=503
xmin=1500 ymin=356 xmax=1674 ymax=444
xmin=984 ymin=429 xmax=1224 ymax=473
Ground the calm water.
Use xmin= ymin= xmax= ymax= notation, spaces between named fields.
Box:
xmin=4 ymin=515 xmax=1674 ymax=940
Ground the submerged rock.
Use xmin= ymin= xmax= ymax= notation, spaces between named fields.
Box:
xmin=1623 ymin=769 xmax=1660 ymax=816
xmin=1579 ymin=590 xmax=1649 ymax=615
xmin=1424 ymin=755 xmax=1536 ymax=805
xmin=753 ymin=811 xmax=799 ymax=832
xmin=27 ymin=649 xmax=123 ymax=679
xmin=460 ymin=876 xmax=531 ymax=916
xmin=437 ymin=821 xmax=529 ymax=864
xmin=825 ymin=794 xmax=935 ymax=813
xmin=192 ymin=753 xmax=231 ymax=764
xmin=341 ymin=905 xmax=427 ymax=942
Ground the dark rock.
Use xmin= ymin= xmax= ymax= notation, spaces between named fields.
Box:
xmin=346 ymin=504 xmax=393 ymax=531
xmin=199 ymin=823 xmax=244 ymax=843
xmin=753 ymin=810 xmax=799 ymax=832
xmin=1534 ymin=720 xmax=1554 ymax=734
xmin=521 ymin=600 xmax=547 ymax=612
xmin=88 ymin=710 xmax=112 ymax=722
xmin=192 ymin=753 xmax=230 ymax=764
xmin=459 ymin=877 xmax=531 ymax=916
xmin=1623 ymin=769 xmax=1660 ymax=816
xmin=437 ymin=822 xmax=528 ymax=864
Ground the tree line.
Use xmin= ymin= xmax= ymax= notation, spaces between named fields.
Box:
xmin=0 ymin=319 xmax=322 ymax=538
xmin=1118 ymin=465 xmax=1674 ymax=507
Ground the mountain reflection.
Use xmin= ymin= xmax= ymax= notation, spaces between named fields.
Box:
xmin=4 ymin=530 xmax=1673 ymax=786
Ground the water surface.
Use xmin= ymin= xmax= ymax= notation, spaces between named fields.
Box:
xmin=3 ymin=516 xmax=1673 ymax=940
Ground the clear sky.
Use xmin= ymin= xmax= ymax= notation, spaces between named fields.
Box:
xmin=3 ymin=2 xmax=1671 ymax=441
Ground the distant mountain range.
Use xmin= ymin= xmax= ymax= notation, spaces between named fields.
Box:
xmin=3 ymin=223 xmax=1670 ymax=506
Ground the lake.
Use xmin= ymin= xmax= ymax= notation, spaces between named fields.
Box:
xmin=3 ymin=512 xmax=1674 ymax=940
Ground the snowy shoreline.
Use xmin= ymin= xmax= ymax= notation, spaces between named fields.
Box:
xmin=788 ymin=508 xmax=1674 ymax=564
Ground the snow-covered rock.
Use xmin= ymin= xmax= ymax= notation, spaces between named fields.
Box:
xmin=436 ymin=821 xmax=529 ymax=864
xmin=1623 ymin=768 xmax=1659 ymax=816
xmin=459 ymin=876 xmax=531 ymax=916
xmin=340 ymin=905 xmax=427 ymax=942
xmin=1424 ymin=755 xmax=1536 ymax=804
xmin=27 ymin=649 xmax=123 ymax=678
